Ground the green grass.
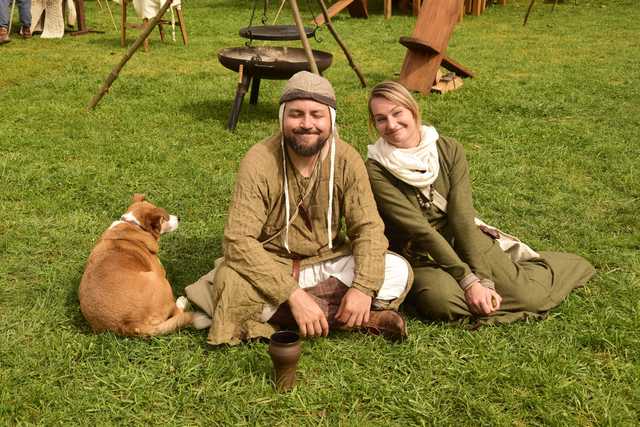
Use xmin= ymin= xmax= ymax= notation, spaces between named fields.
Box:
xmin=1 ymin=0 xmax=639 ymax=424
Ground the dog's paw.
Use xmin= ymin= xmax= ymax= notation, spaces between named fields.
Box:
xmin=192 ymin=311 xmax=212 ymax=330
xmin=176 ymin=296 xmax=189 ymax=310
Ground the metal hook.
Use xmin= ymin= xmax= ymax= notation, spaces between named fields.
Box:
xmin=244 ymin=30 xmax=254 ymax=47
xmin=313 ymin=26 xmax=323 ymax=43
xmin=261 ymin=0 xmax=269 ymax=24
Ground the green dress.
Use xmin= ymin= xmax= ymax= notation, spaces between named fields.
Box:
xmin=366 ymin=136 xmax=595 ymax=324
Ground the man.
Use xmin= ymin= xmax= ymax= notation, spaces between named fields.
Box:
xmin=0 ymin=0 xmax=32 ymax=44
xmin=187 ymin=71 xmax=412 ymax=346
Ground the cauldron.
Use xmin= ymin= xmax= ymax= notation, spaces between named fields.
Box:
xmin=238 ymin=25 xmax=316 ymax=41
xmin=218 ymin=46 xmax=333 ymax=80
xmin=218 ymin=46 xmax=333 ymax=130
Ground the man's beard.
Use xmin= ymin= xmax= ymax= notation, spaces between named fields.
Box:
xmin=284 ymin=131 xmax=329 ymax=157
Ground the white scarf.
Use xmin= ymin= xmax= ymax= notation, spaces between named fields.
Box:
xmin=367 ymin=125 xmax=440 ymax=193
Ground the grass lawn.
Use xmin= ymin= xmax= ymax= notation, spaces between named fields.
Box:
xmin=1 ymin=0 xmax=639 ymax=424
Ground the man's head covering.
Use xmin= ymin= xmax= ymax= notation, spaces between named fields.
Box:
xmin=278 ymin=71 xmax=338 ymax=253
xmin=279 ymin=71 xmax=337 ymax=109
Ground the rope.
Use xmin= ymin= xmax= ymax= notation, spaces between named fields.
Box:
xmin=261 ymin=0 xmax=269 ymax=24
xmin=102 ymin=0 xmax=119 ymax=32
xmin=245 ymin=0 xmax=258 ymax=46
xmin=272 ymin=0 xmax=286 ymax=24
xmin=8 ymin=0 xmax=16 ymax=34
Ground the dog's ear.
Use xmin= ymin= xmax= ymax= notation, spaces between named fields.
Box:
xmin=147 ymin=208 xmax=168 ymax=235
xmin=133 ymin=193 xmax=146 ymax=203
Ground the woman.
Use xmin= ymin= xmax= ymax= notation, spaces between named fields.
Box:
xmin=365 ymin=81 xmax=594 ymax=324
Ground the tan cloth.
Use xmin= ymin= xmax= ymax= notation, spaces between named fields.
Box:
xmin=189 ymin=134 xmax=391 ymax=345
xmin=186 ymin=268 xmax=349 ymax=331
xmin=131 ymin=0 xmax=181 ymax=19
xmin=31 ymin=0 xmax=76 ymax=38
xmin=31 ymin=0 xmax=62 ymax=38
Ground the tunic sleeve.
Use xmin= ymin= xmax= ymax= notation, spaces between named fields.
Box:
xmin=366 ymin=159 xmax=475 ymax=286
xmin=342 ymin=149 xmax=387 ymax=297
xmin=445 ymin=139 xmax=493 ymax=283
xmin=222 ymin=153 xmax=299 ymax=307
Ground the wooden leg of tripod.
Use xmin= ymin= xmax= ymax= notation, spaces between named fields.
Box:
xmin=317 ymin=0 xmax=367 ymax=87
xmin=290 ymin=0 xmax=319 ymax=74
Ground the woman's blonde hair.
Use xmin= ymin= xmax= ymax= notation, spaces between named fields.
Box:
xmin=367 ymin=80 xmax=421 ymax=139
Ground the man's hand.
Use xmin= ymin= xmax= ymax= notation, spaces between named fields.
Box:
xmin=335 ymin=287 xmax=372 ymax=328
xmin=287 ymin=288 xmax=329 ymax=338
xmin=464 ymin=281 xmax=501 ymax=315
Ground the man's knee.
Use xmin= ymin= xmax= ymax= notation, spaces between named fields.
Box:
xmin=185 ymin=266 xmax=223 ymax=317
xmin=377 ymin=253 xmax=411 ymax=301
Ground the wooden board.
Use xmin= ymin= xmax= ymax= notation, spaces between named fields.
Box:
xmin=441 ymin=55 xmax=474 ymax=78
xmin=313 ymin=0 xmax=368 ymax=26
xmin=431 ymin=71 xmax=464 ymax=94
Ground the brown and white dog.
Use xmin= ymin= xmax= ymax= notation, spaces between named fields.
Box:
xmin=79 ymin=194 xmax=206 ymax=336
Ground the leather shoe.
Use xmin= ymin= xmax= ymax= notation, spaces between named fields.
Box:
xmin=364 ymin=310 xmax=407 ymax=342
xmin=20 ymin=26 xmax=32 ymax=39
xmin=0 ymin=27 xmax=10 ymax=45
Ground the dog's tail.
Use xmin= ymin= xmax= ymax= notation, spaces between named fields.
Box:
xmin=147 ymin=311 xmax=194 ymax=336
xmin=133 ymin=301 xmax=194 ymax=336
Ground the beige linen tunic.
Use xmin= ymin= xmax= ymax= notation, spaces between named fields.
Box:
xmin=207 ymin=134 xmax=389 ymax=345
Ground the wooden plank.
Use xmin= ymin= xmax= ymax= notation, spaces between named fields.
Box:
xmin=441 ymin=55 xmax=474 ymax=78
xmin=472 ymin=0 xmax=482 ymax=16
xmin=399 ymin=51 xmax=445 ymax=94
xmin=465 ymin=0 xmax=472 ymax=14
xmin=412 ymin=0 xmax=421 ymax=16
xmin=313 ymin=0 xmax=354 ymax=25
xmin=399 ymin=36 xmax=438 ymax=54
xmin=410 ymin=0 xmax=461 ymax=53
xmin=432 ymin=71 xmax=464 ymax=94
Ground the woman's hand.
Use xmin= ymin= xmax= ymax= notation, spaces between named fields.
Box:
xmin=464 ymin=282 xmax=501 ymax=316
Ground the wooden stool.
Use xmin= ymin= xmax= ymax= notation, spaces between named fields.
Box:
xmin=399 ymin=0 xmax=473 ymax=94
xmin=120 ymin=0 xmax=188 ymax=51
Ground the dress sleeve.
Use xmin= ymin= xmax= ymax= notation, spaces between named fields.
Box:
xmin=342 ymin=151 xmax=387 ymax=297
xmin=367 ymin=160 xmax=476 ymax=286
xmin=222 ymin=153 xmax=299 ymax=306
xmin=445 ymin=140 xmax=494 ymax=284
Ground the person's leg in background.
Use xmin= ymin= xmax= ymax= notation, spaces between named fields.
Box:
xmin=0 ymin=0 xmax=12 ymax=44
xmin=18 ymin=0 xmax=31 ymax=38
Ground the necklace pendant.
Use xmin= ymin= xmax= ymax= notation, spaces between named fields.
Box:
xmin=299 ymin=204 xmax=313 ymax=231
xmin=417 ymin=189 xmax=431 ymax=210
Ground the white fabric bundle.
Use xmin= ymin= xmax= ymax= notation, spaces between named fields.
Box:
xmin=31 ymin=0 xmax=76 ymax=38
